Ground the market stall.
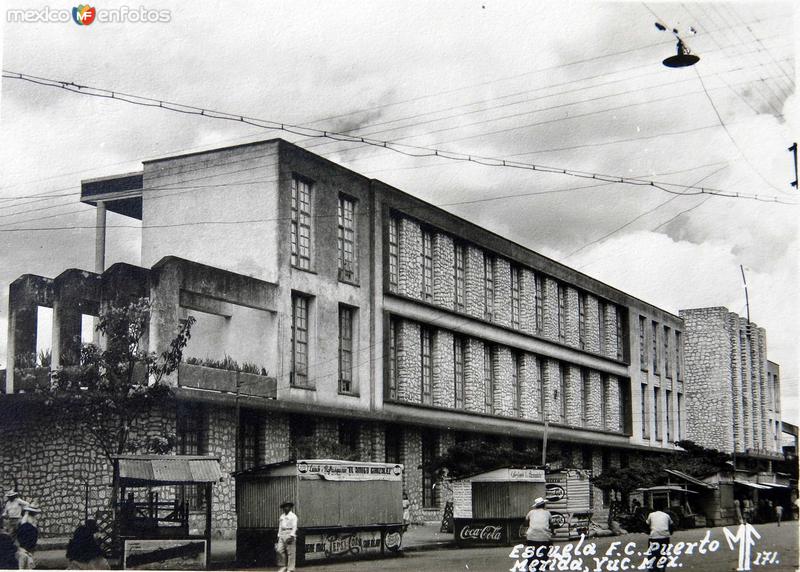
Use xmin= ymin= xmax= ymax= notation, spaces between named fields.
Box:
xmin=234 ymin=459 xmax=405 ymax=566
xmin=111 ymin=454 xmax=222 ymax=570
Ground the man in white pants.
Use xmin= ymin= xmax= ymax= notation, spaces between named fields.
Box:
xmin=277 ymin=501 xmax=298 ymax=572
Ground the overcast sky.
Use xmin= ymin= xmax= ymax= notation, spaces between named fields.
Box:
xmin=0 ymin=1 xmax=797 ymax=423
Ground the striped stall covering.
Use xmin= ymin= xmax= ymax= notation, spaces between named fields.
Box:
xmin=545 ymin=470 xmax=592 ymax=538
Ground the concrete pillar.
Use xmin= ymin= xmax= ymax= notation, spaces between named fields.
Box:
xmin=95 ymin=201 xmax=106 ymax=273
xmin=149 ymin=262 xmax=183 ymax=386
xmin=5 ymin=275 xmax=54 ymax=393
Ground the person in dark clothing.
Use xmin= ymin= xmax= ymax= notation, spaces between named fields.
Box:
xmin=0 ymin=532 xmax=18 ymax=569
xmin=66 ymin=519 xmax=109 ymax=570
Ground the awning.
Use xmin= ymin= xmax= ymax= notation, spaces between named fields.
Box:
xmin=636 ymin=486 xmax=698 ymax=494
xmin=733 ymin=480 xmax=771 ymax=490
xmin=758 ymin=482 xmax=790 ymax=489
xmin=664 ymin=469 xmax=717 ymax=490
xmin=114 ymin=455 xmax=222 ymax=486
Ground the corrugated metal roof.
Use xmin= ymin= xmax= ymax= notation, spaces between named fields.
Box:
xmin=116 ymin=456 xmax=221 ymax=485
xmin=664 ymin=469 xmax=717 ymax=490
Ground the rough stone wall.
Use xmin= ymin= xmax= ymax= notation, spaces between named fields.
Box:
xmin=493 ymin=347 xmax=514 ymax=417
xmin=591 ymin=450 xmax=605 ymax=511
xmin=464 ymin=246 xmax=485 ymax=321
xmin=398 ymin=218 xmax=422 ymax=300
xmin=520 ymin=354 xmax=541 ymax=420
xmin=565 ymin=364 xmax=582 ymax=426
xmin=586 ymin=371 xmax=604 ymax=430
xmin=605 ymin=305 xmax=619 ymax=360
xmin=261 ymin=412 xmax=291 ymax=464
xmin=464 ymin=338 xmax=486 ymax=413
xmin=401 ymin=427 xmax=423 ymax=523
xmin=432 ymin=329 xmax=455 ymax=409
xmin=542 ymin=278 xmax=559 ymax=341
xmin=206 ymin=406 xmax=237 ymax=535
xmin=728 ymin=314 xmax=745 ymax=453
xmin=519 ymin=269 xmax=537 ymax=335
xmin=740 ymin=322 xmax=753 ymax=451
xmin=586 ymin=296 xmax=601 ymax=353
xmin=755 ymin=327 xmax=769 ymax=450
xmin=605 ymin=375 xmax=621 ymax=432
xmin=432 ymin=233 xmax=455 ymax=310
xmin=396 ymin=319 xmax=421 ymax=403
xmin=680 ymin=308 xmax=734 ymax=452
xmin=565 ymin=287 xmax=580 ymax=348
xmin=368 ymin=422 xmax=386 ymax=462
xmin=493 ymin=258 xmax=512 ymax=328
xmin=544 ymin=358 xmax=562 ymax=423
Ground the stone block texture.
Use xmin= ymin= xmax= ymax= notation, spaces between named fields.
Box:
xmin=432 ymin=329 xmax=455 ymax=409
xmin=493 ymin=258 xmax=512 ymax=328
xmin=396 ymin=319 xmax=422 ymax=403
xmin=398 ymin=218 xmax=422 ymax=300
xmin=432 ymin=233 xmax=455 ymax=310
xmin=464 ymin=246 xmax=485 ymax=321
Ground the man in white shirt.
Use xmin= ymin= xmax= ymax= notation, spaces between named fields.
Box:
xmin=524 ymin=497 xmax=554 ymax=572
xmin=645 ymin=500 xmax=674 ymax=572
xmin=277 ymin=501 xmax=298 ymax=572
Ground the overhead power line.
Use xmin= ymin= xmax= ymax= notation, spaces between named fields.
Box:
xmin=2 ymin=70 xmax=795 ymax=205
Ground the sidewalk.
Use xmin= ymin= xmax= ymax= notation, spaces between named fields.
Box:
xmin=30 ymin=523 xmax=455 ymax=569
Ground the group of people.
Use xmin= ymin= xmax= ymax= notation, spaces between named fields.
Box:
xmin=524 ymin=497 xmax=676 ymax=572
xmin=733 ymin=497 xmax=786 ymax=525
xmin=0 ymin=491 xmax=40 ymax=570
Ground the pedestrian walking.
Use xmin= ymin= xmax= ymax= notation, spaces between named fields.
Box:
xmin=1 ymin=491 xmax=29 ymax=535
xmin=402 ymin=491 xmax=411 ymax=531
xmin=645 ymin=500 xmax=674 ymax=572
xmin=276 ymin=501 xmax=298 ymax=572
xmin=66 ymin=519 xmax=109 ymax=570
xmin=775 ymin=504 xmax=783 ymax=527
xmin=524 ymin=497 xmax=554 ymax=572
xmin=16 ymin=505 xmax=40 ymax=570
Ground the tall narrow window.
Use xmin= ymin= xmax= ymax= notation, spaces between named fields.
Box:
xmin=598 ymin=302 xmax=606 ymax=354
xmin=178 ymin=404 xmax=207 ymax=509
xmin=615 ymin=307 xmax=624 ymax=361
xmin=511 ymin=352 xmax=521 ymax=417
xmin=654 ymin=387 xmax=661 ymax=440
xmin=237 ymin=410 xmax=261 ymax=471
xmin=291 ymin=293 xmax=310 ymax=387
xmin=617 ymin=379 xmax=625 ymax=433
xmin=338 ymin=306 xmax=354 ymax=394
xmin=665 ymin=389 xmax=672 ymax=442
xmin=639 ymin=316 xmax=647 ymax=371
xmin=581 ymin=369 xmax=590 ymax=427
xmin=663 ymin=326 xmax=671 ymax=378
xmin=337 ymin=196 xmax=357 ymax=282
xmin=388 ymin=318 xmax=398 ymax=400
xmin=651 ymin=321 xmax=659 ymax=373
xmin=558 ymin=363 xmax=567 ymax=423
xmin=421 ymin=230 xmax=434 ymax=301
xmin=641 ymin=384 xmax=649 ymax=439
xmin=537 ymin=358 xmax=545 ymax=421
xmin=453 ymin=336 xmax=465 ymax=409
xmin=534 ymin=274 xmax=544 ymax=333
xmin=675 ymin=331 xmax=683 ymax=380
xmin=557 ymin=285 xmax=567 ymax=342
xmin=388 ymin=217 xmax=399 ymax=292
xmin=578 ymin=293 xmax=587 ymax=349
xmin=385 ymin=426 xmax=401 ymax=464
xmin=511 ymin=266 xmax=521 ymax=329
xmin=338 ymin=420 xmax=359 ymax=453
xmin=600 ymin=374 xmax=608 ymax=429
xmin=421 ymin=327 xmax=433 ymax=405
xmin=484 ymin=345 xmax=494 ymax=414
xmin=421 ymin=433 xmax=437 ymax=508
xmin=290 ymin=176 xmax=312 ymax=270
xmin=454 ymin=243 xmax=465 ymax=311
xmin=676 ymin=393 xmax=683 ymax=441
xmin=484 ymin=254 xmax=495 ymax=321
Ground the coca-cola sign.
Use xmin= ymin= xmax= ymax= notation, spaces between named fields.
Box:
xmin=458 ymin=524 xmax=504 ymax=542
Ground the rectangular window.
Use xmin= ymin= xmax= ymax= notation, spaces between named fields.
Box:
xmin=388 ymin=217 xmax=399 ymax=292
xmin=534 ymin=274 xmax=544 ymax=333
xmin=338 ymin=306 xmax=354 ymax=394
xmin=388 ymin=318 xmax=398 ymax=400
xmin=615 ymin=307 xmax=624 ymax=361
xmin=617 ymin=379 xmax=625 ymax=433
xmin=484 ymin=254 xmax=495 ymax=321
xmin=557 ymin=285 xmax=567 ymax=342
xmin=663 ymin=326 xmax=671 ymax=378
xmin=651 ymin=321 xmax=659 ymax=373
xmin=665 ymin=389 xmax=672 ymax=442
xmin=237 ymin=410 xmax=261 ymax=472
xmin=598 ymin=302 xmax=606 ymax=354
xmin=454 ymin=243 xmax=465 ymax=311
xmin=676 ymin=393 xmax=683 ymax=441
xmin=421 ymin=433 xmax=437 ymax=508
xmin=558 ymin=363 xmax=567 ymax=423
xmin=578 ymin=293 xmax=587 ymax=349
xmin=537 ymin=358 xmax=545 ymax=421
xmin=421 ymin=230 xmax=434 ymax=302
xmin=639 ymin=316 xmax=647 ymax=371
xmin=338 ymin=420 xmax=359 ymax=453
xmin=511 ymin=266 xmax=521 ymax=329
xmin=385 ymin=426 xmax=401 ymax=464
xmin=600 ymin=374 xmax=608 ymax=429
xmin=484 ymin=345 xmax=494 ymax=414
xmin=511 ymin=352 xmax=521 ymax=417
xmin=290 ymin=176 xmax=312 ymax=270
xmin=453 ymin=336 xmax=465 ymax=409
xmin=421 ymin=327 xmax=433 ymax=405
xmin=337 ymin=196 xmax=357 ymax=282
xmin=654 ymin=387 xmax=661 ymax=440
xmin=675 ymin=331 xmax=683 ymax=380
xmin=177 ymin=404 xmax=207 ymax=510
xmin=641 ymin=384 xmax=649 ymax=439
xmin=291 ymin=293 xmax=310 ymax=387
xmin=581 ymin=368 xmax=590 ymax=427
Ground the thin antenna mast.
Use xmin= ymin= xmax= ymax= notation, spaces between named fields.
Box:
xmin=740 ymin=265 xmax=750 ymax=324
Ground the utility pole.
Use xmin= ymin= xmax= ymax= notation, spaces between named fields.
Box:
xmin=789 ymin=143 xmax=798 ymax=188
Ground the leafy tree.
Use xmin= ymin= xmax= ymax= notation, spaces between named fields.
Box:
xmin=42 ymin=298 xmax=195 ymax=461
xmin=293 ymin=435 xmax=359 ymax=461
xmin=427 ymin=440 xmax=570 ymax=479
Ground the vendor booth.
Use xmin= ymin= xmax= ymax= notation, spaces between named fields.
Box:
xmin=234 ymin=459 xmax=405 ymax=566
xmin=111 ymin=454 xmax=222 ymax=570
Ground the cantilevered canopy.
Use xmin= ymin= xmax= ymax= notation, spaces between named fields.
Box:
xmin=112 ymin=455 xmax=222 ymax=487
xmin=664 ymin=469 xmax=717 ymax=490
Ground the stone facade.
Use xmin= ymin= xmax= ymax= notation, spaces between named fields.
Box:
xmin=396 ymin=319 xmax=422 ymax=403
xmin=432 ymin=233 xmax=455 ymax=310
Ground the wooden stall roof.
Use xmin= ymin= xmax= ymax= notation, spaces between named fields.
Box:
xmin=112 ymin=455 xmax=222 ymax=486
xmin=664 ymin=469 xmax=717 ymax=490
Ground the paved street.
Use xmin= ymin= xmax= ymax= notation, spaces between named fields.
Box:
xmin=294 ymin=522 xmax=799 ymax=572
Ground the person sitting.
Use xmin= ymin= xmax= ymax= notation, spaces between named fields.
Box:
xmin=66 ymin=519 xmax=109 ymax=570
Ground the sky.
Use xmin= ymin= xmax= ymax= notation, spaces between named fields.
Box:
xmin=0 ymin=1 xmax=797 ymax=424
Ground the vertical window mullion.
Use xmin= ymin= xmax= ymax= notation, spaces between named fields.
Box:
xmin=484 ymin=255 xmax=494 ymax=321
xmin=453 ymin=337 xmax=464 ymax=409
xmin=388 ymin=217 xmax=399 ymax=292
xmin=338 ymin=307 xmax=353 ymax=394
xmin=511 ymin=267 xmax=520 ymax=329
xmin=534 ymin=274 xmax=543 ymax=333
xmin=291 ymin=294 xmax=309 ymax=387
xmin=421 ymin=327 xmax=432 ymax=404
xmin=421 ymin=230 xmax=434 ymax=301
xmin=484 ymin=345 xmax=494 ymax=414
xmin=388 ymin=318 xmax=397 ymax=400
xmin=454 ymin=243 xmax=465 ymax=311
